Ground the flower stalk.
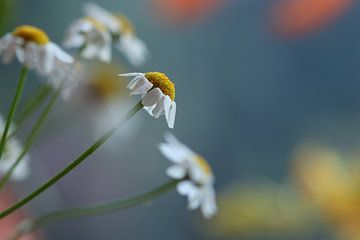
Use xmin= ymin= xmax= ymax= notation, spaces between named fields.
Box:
xmin=0 ymin=66 xmax=28 ymax=161
xmin=0 ymin=84 xmax=60 ymax=192
xmin=11 ymin=179 xmax=178 ymax=240
xmin=0 ymin=101 xmax=143 ymax=220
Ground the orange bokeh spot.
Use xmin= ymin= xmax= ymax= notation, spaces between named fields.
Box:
xmin=271 ymin=0 xmax=354 ymax=37
xmin=0 ymin=188 xmax=37 ymax=240
xmin=152 ymin=0 xmax=226 ymax=25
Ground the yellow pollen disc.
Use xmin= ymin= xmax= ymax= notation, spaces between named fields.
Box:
xmin=84 ymin=17 xmax=107 ymax=32
xmin=89 ymin=66 xmax=127 ymax=100
xmin=115 ymin=14 xmax=135 ymax=35
xmin=194 ymin=155 xmax=212 ymax=176
xmin=13 ymin=25 xmax=49 ymax=45
xmin=145 ymin=72 xmax=175 ymax=101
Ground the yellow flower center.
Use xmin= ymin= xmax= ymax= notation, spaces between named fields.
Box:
xmin=145 ymin=72 xmax=175 ymax=101
xmin=115 ymin=14 xmax=135 ymax=35
xmin=194 ymin=155 xmax=212 ymax=177
xmin=89 ymin=65 xmax=127 ymax=100
xmin=13 ymin=25 xmax=49 ymax=45
xmin=84 ymin=17 xmax=107 ymax=32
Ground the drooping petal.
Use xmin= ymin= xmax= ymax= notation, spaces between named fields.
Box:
xmin=142 ymin=88 xmax=163 ymax=106
xmin=38 ymin=45 xmax=55 ymax=75
xmin=151 ymin=95 xmax=165 ymax=119
xmin=24 ymin=43 xmax=38 ymax=68
xmin=131 ymin=77 xmax=153 ymax=95
xmin=166 ymin=101 xmax=176 ymax=129
xmin=166 ymin=165 xmax=186 ymax=179
xmin=51 ymin=43 xmax=73 ymax=63
xmin=177 ymin=180 xmax=197 ymax=196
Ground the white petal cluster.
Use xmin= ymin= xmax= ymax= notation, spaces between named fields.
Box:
xmin=120 ymin=73 xmax=176 ymax=129
xmin=63 ymin=18 xmax=112 ymax=62
xmin=159 ymin=133 xmax=217 ymax=218
xmin=84 ymin=2 xmax=149 ymax=66
xmin=0 ymin=32 xmax=73 ymax=75
xmin=0 ymin=116 xmax=30 ymax=181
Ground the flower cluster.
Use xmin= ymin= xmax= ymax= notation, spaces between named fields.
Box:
xmin=0 ymin=2 xmax=217 ymax=238
xmin=64 ymin=2 xmax=149 ymax=66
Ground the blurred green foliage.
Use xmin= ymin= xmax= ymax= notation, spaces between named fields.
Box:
xmin=0 ymin=0 xmax=15 ymax=34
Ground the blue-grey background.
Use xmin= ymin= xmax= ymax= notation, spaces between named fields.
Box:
xmin=1 ymin=0 xmax=360 ymax=239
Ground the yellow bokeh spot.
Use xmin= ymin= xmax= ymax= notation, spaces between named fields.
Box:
xmin=115 ymin=14 xmax=135 ymax=35
xmin=13 ymin=25 xmax=49 ymax=45
xmin=145 ymin=72 xmax=175 ymax=101
xmin=89 ymin=64 xmax=127 ymax=100
xmin=84 ymin=17 xmax=107 ymax=32
xmin=194 ymin=155 xmax=212 ymax=176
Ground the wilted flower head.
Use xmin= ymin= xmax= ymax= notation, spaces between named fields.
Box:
xmin=64 ymin=17 xmax=112 ymax=62
xmin=84 ymin=2 xmax=149 ymax=66
xmin=0 ymin=25 xmax=73 ymax=74
xmin=120 ymin=72 xmax=176 ymax=128
xmin=0 ymin=115 xmax=30 ymax=181
xmin=159 ymin=133 xmax=217 ymax=218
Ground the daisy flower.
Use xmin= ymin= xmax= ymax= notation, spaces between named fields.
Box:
xmin=119 ymin=72 xmax=176 ymax=129
xmin=63 ymin=17 xmax=112 ymax=62
xmin=84 ymin=2 xmax=149 ymax=66
xmin=65 ymin=63 xmax=139 ymax=141
xmin=159 ymin=133 xmax=217 ymax=218
xmin=0 ymin=115 xmax=30 ymax=181
xmin=0 ymin=25 xmax=73 ymax=75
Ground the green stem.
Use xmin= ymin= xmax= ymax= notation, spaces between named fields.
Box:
xmin=15 ymin=85 xmax=52 ymax=128
xmin=0 ymin=102 xmax=143 ymax=220
xmin=0 ymin=85 xmax=61 ymax=192
xmin=0 ymin=67 xmax=28 ymax=160
xmin=12 ymin=180 xmax=178 ymax=239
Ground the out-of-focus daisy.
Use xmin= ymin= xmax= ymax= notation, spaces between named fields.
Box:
xmin=159 ymin=133 xmax=217 ymax=218
xmin=84 ymin=3 xmax=149 ymax=66
xmin=0 ymin=25 xmax=73 ymax=74
xmin=0 ymin=115 xmax=30 ymax=181
xmin=63 ymin=17 xmax=112 ymax=62
xmin=65 ymin=63 xmax=139 ymax=141
xmin=120 ymin=72 xmax=176 ymax=129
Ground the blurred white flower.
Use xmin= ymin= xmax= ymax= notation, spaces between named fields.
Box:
xmin=65 ymin=63 xmax=139 ymax=142
xmin=0 ymin=115 xmax=30 ymax=181
xmin=159 ymin=133 xmax=217 ymax=218
xmin=63 ymin=17 xmax=112 ymax=62
xmin=84 ymin=2 xmax=149 ymax=66
xmin=0 ymin=25 xmax=73 ymax=75
xmin=120 ymin=72 xmax=176 ymax=129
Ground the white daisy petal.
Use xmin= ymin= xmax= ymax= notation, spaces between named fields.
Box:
xmin=166 ymin=165 xmax=186 ymax=179
xmin=160 ymin=134 xmax=217 ymax=218
xmin=24 ymin=43 xmax=38 ymax=68
xmin=177 ymin=181 xmax=197 ymax=196
xmin=51 ymin=43 xmax=73 ymax=63
xmin=142 ymin=88 xmax=163 ymax=106
xmin=38 ymin=45 xmax=55 ymax=74
xmin=152 ymin=96 xmax=165 ymax=119
xmin=159 ymin=143 xmax=186 ymax=163
xmin=84 ymin=2 xmax=120 ymax=33
xmin=167 ymin=101 xmax=176 ymax=129
xmin=131 ymin=77 xmax=153 ymax=95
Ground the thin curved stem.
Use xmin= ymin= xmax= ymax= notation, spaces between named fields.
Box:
xmin=15 ymin=84 xmax=52 ymax=128
xmin=0 ymin=85 xmax=61 ymax=192
xmin=0 ymin=67 xmax=28 ymax=160
xmin=0 ymin=101 xmax=143 ymax=220
xmin=11 ymin=179 xmax=178 ymax=239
